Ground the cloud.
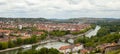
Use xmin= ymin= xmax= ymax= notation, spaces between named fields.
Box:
xmin=0 ymin=0 xmax=119 ymax=18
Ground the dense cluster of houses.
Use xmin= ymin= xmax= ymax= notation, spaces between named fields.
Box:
xmin=0 ymin=21 xmax=90 ymax=32
xmin=0 ymin=22 xmax=90 ymax=42
xmin=0 ymin=21 xmax=34 ymax=29
xmin=0 ymin=22 xmax=16 ymax=29
xmin=58 ymin=43 xmax=95 ymax=54
xmin=0 ymin=21 xmax=92 ymax=54
xmin=37 ymin=23 xmax=90 ymax=31
xmin=59 ymin=43 xmax=85 ymax=54
xmin=0 ymin=30 xmax=12 ymax=41
xmin=96 ymin=42 xmax=120 ymax=53
xmin=0 ymin=29 xmax=44 ymax=42
xmin=58 ymin=42 xmax=120 ymax=54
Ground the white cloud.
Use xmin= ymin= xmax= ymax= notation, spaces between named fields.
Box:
xmin=0 ymin=0 xmax=119 ymax=18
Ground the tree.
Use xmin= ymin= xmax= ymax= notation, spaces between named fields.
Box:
xmin=0 ymin=42 xmax=2 ymax=50
xmin=23 ymin=38 xmax=31 ymax=44
xmin=48 ymin=48 xmax=60 ymax=54
xmin=40 ymin=33 xmax=47 ymax=40
xmin=30 ymin=35 xmax=37 ymax=43
xmin=1 ymin=42 xmax=8 ymax=49
xmin=17 ymin=47 xmax=62 ymax=54
xmin=8 ymin=40 xmax=15 ymax=48
xmin=50 ymin=30 xmax=69 ymax=37
xmin=38 ymin=47 xmax=49 ymax=54
xmin=74 ymin=36 xmax=89 ymax=44
xmin=16 ymin=38 xmax=23 ymax=45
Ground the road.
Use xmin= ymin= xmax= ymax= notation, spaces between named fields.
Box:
xmin=0 ymin=29 xmax=93 ymax=53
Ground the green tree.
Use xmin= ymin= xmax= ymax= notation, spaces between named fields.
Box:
xmin=40 ymin=33 xmax=47 ymax=40
xmin=48 ymin=48 xmax=60 ymax=54
xmin=1 ymin=42 xmax=8 ymax=49
xmin=30 ymin=35 xmax=37 ymax=43
xmin=8 ymin=40 xmax=15 ymax=48
xmin=16 ymin=38 xmax=23 ymax=45
xmin=39 ymin=47 xmax=48 ymax=54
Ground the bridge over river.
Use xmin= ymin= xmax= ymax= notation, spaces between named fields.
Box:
xmin=0 ymin=26 xmax=101 ymax=54
xmin=56 ymin=26 xmax=101 ymax=43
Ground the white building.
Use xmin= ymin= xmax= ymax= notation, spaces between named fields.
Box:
xmin=18 ymin=25 xmax=22 ymax=29
xmin=59 ymin=45 xmax=71 ymax=54
xmin=73 ymin=44 xmax=84 ymax=52
xmin=59 ymin=43 xmax=84 ymax=54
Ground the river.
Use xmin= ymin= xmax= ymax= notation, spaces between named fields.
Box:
xmin=0 ymin=26 xmax=101 ymax=54
xmin=0 ymin=42 xmax=70 ymax=54
xmin=85 ymin=25 xmax=101 ymax=38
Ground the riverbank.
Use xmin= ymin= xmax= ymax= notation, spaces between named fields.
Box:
xmin=0 ymin=27 xmax=94 ymax=53
xmin=0 ymin=39 xmax=57 ymax=53
xmin=0 ymin=47 xmax=21 ymax=53
xmin=85 ymin=26 xmax=101 ymax=38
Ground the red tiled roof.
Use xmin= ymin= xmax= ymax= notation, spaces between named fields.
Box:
xmin=75 ymin=43 xmax=81 ymax=47
xmin=81 ymin=49 xmax=89 ymax=54
xmin=0 ymin=30 xmax=11 ymax=33
xmin=59 ymin=45 xmax=71 ymax=50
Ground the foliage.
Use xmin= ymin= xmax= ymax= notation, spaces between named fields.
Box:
xmin=8 ymin=40 xmax=15 ymax=48
xmin=71 ymin=27 xmax=91 ymax=35
xmin=0 ymin=34 xmax=47 ymax=50
xmin=106 ymin=49 xmax=120 ymax=54
xmin=96 ymin=21 xmax=120 ymax=36
xmin=74 ymin=21 xmax=120 ymax=47
xmin=75 ymin=33 xmax=120 ymax=47
xmin=17 ymin=47 xmax=62 ymax=54
xmin=49 ymin=30 xmax=69 ymax=37
xmin=0 ymin=42 xmax=8 ymax=49
xmin=39 ymin=33 xmax=47 ymax=40
xmin=16 ymin=38 xmax=23 ymax=45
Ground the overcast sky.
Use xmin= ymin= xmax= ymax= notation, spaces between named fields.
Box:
xmin=0 ymin=0 xmax=120 ymax=19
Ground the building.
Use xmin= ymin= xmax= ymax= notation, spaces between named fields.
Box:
xmin=18 ymin=25 xmax=23 ymax=29
xmin=59 ymin=43 xmax=84 ymax=54
xmin=80 ymin=49 xmax=90 ymax=54
xmin=59 ymin=45 xmax=72 ymax=54
xmin=73 ymin=44 xmax=84 ymax=52
xmin=96 ymin=43 xmax=119 ymax=53
xmin=37 ymin=23 xmax=90 ymax=32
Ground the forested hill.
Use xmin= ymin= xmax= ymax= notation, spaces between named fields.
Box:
xmin=0 ymin=17 xmax=119 ymax=23
xmin=0 ymin=17 xmax=53 ymax=23
xmin=67 ymin=18 xmax=119 ymax=23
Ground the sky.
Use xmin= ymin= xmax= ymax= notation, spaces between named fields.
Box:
xmin=0 ymin=0 xmax=120 ymax=19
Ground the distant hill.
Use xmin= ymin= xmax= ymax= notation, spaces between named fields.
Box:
xmin=0 ymin=17 xmax=53 ymax=23
xmin=67 ymin=18 xmax=119 ymax=23
xmin=0 ymin=17 xmax=119 ymax=23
